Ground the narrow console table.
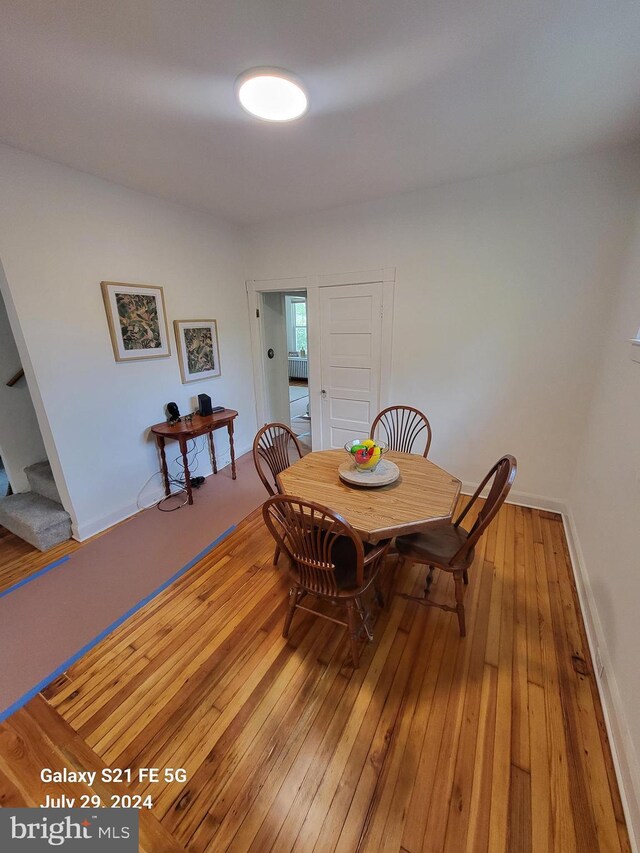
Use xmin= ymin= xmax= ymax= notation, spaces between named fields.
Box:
xmin=150 ymin=409 xmax=238 ymax=505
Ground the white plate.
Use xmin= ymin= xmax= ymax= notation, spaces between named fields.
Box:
xmin=338 ymin=458 xmax=400 ymax=488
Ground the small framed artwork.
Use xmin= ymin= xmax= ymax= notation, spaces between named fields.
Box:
xmin=174 ymin=319 xmax=221 ymax=383
xmin=101 ymin=282 xmax=171 ymax=362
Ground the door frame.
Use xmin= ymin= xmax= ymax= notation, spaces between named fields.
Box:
xmin=246 ymin=268 xmax=395 ymax=450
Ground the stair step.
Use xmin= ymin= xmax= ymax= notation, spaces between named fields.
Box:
xmin=24 ymin=460 xmax=61 ymax=503
xmin=0 ymin=492 xmax=71 ymax=552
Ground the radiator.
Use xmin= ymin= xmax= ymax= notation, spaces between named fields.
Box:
xmin=288 ymin=357 xmax=308 ymax=380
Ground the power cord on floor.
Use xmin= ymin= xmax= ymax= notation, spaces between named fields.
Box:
xmin=157 ymin=491 xmax=189 ymax=511
xmin=136 ymin=471 xmax=166 ymax=511
xmin=137 ymin=437 xmax=208 ymax=512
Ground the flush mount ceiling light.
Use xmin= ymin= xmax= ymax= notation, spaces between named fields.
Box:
xmin=236 ymin=68 xmax=308 ymax=122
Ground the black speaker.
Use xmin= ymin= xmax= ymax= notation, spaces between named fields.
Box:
xmin=198 ymin=393 xmax=213 ymax=416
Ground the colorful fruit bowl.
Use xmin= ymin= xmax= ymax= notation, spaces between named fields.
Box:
xmin=344 ymin=438 xmax=389 ymax=472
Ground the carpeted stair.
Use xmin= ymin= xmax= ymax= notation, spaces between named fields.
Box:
xmin=0 ymin=460 xmax=71 ymax=551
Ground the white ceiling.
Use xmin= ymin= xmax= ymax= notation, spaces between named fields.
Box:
xmin=1 ymin=0 xmax=639 ymax=225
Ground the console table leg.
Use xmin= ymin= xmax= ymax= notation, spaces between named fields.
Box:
xmin=158 ymin=437 xmax=170 ymax=496
xmin=208 ymin=430 xmax=218 ymax=474
xmin=228 ymin=421 xmax=237 ymax=480
xmin=181 ymin=438 xmax=193 ymax=504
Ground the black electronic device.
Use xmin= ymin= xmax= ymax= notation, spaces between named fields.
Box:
xmin=166 ymin=401 xmax=181 ymax=423
xmin=212 ymin=405 xmax=225 ymax=413
xmin=198 ymin=393 xmax=213 ymax=416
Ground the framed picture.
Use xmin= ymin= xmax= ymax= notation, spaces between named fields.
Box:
xmin=174 ymin=319 xmax=221 ymax=383
xmin=101 ymin=282 xmax=171 ymax=362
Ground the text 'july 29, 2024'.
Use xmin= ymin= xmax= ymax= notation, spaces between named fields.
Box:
xmin=38 ymin=766 xmax=188 ymax=809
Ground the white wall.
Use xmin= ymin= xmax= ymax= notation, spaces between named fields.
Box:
xmin=261 ymin=291 xmax=290 ymax=425
xmin=0 ymin=144 xmax=256 ymax=539
xmin=568 ymin=198 xmax=640 ymax=842
xmin=246 ymin=149 xmax=640 ymax=502
xmin=0 ymin=280 xmax=47 ymax=491
xmin=1 ymin=133 xmax=640 ymax=839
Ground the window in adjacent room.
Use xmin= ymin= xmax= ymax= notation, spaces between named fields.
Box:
xmin=293 ymin=299 xmax=307 ymax=353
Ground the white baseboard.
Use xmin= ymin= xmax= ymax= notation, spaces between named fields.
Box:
xmin=73 ymin=443 xmax=252 ymax=542
xmin=561 ymin=508 xmax=640 ymax=852
xmin=73 ymin=501 xmax=141 ymax=542
xmin=461 ymin=482 xmax=566 ymax=514
xmin=462 ymin=478 xmax=639 ymax=848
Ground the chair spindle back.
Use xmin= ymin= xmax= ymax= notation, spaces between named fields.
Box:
xmin=262 ymin=496 xmax=365 ymax=596
xmin=370 ymin=406 xmax=432 ymax=457
xmin=253 ymin=423 xmax=303 ymax=496
xmin=452 ymin=455 xmax=517 ymax=563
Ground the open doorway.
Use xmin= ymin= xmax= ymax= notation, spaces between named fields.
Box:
xmin=0 ymin=277 xmax=72 ymax=552
xmin=286 ymin=294 xmax=311 ymax=453
xmin=249 ymin=268 xmax=395 ymax=455
xmin=259 ymin=289 xmax=312 ymax=454
xmin=0 ymin=286 xmax=47 ymax=496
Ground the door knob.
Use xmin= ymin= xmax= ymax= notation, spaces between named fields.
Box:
xmin=321 ymin=389 xmax=327 ymax=398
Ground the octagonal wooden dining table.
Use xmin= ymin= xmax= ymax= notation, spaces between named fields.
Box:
xmin=277 ymin=449 xmax=462 ymax=544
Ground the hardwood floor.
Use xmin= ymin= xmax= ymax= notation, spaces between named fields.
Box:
xmin=0 ymin=502 xmax=630 ymax=851
xmin=0 ymin=525 xmax=79 ymax=594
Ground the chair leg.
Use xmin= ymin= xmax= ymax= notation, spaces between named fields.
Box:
xmin=355 ymin=596 xmax=374 ymax=641
xmin=345 ymin=600 xmax=361 ymax=668
xmin=374 ymin=573 xmax=385 ymax=609
xmin=396 ymin=555 xmax=407 ymax=572
xmin=463 ymin=568 xmax=469 ymax=585
xmin=424 ymin=565 xmax=435 ymax=597
xmin=391 ymin=554 xmax=407 ymax=598
xmin=453 ymin=571 xmax=466 ymax=637
xmin=282 ymin=587 xmax=298 ymax=639
xmin=273 ymin=545 xmax=281 ymax=566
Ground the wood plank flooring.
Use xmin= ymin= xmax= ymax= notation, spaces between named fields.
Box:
xmin=0 ymin=502 xmax=630 ymax=851
xmin=0 ymin=525 xmax=79 ymax=594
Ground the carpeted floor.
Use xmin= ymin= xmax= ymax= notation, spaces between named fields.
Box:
xmin=0 ymin=452 xmax=267 ymax=717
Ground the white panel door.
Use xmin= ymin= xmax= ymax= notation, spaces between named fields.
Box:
xmin=319 ymin=283 xmax=383 ymax=448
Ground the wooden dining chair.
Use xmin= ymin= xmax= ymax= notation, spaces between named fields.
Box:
xmin=262 ymin=495 xmax=390 ymax=667
xmin=394 ymin=455 xmax=516 ymax=636
xmin=370 ymin=405 xmax=432 ymax=457
xmin=253 ymin=423 xmax=303 ymax=565
xmin=253 ymin=422 xmax=303 ymax=496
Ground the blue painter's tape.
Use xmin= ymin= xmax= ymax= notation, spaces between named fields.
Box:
xmin=0 ymin=555 xmax=71 ymax=600
xmin=0 ymin=524 xmax=236 ymax=723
